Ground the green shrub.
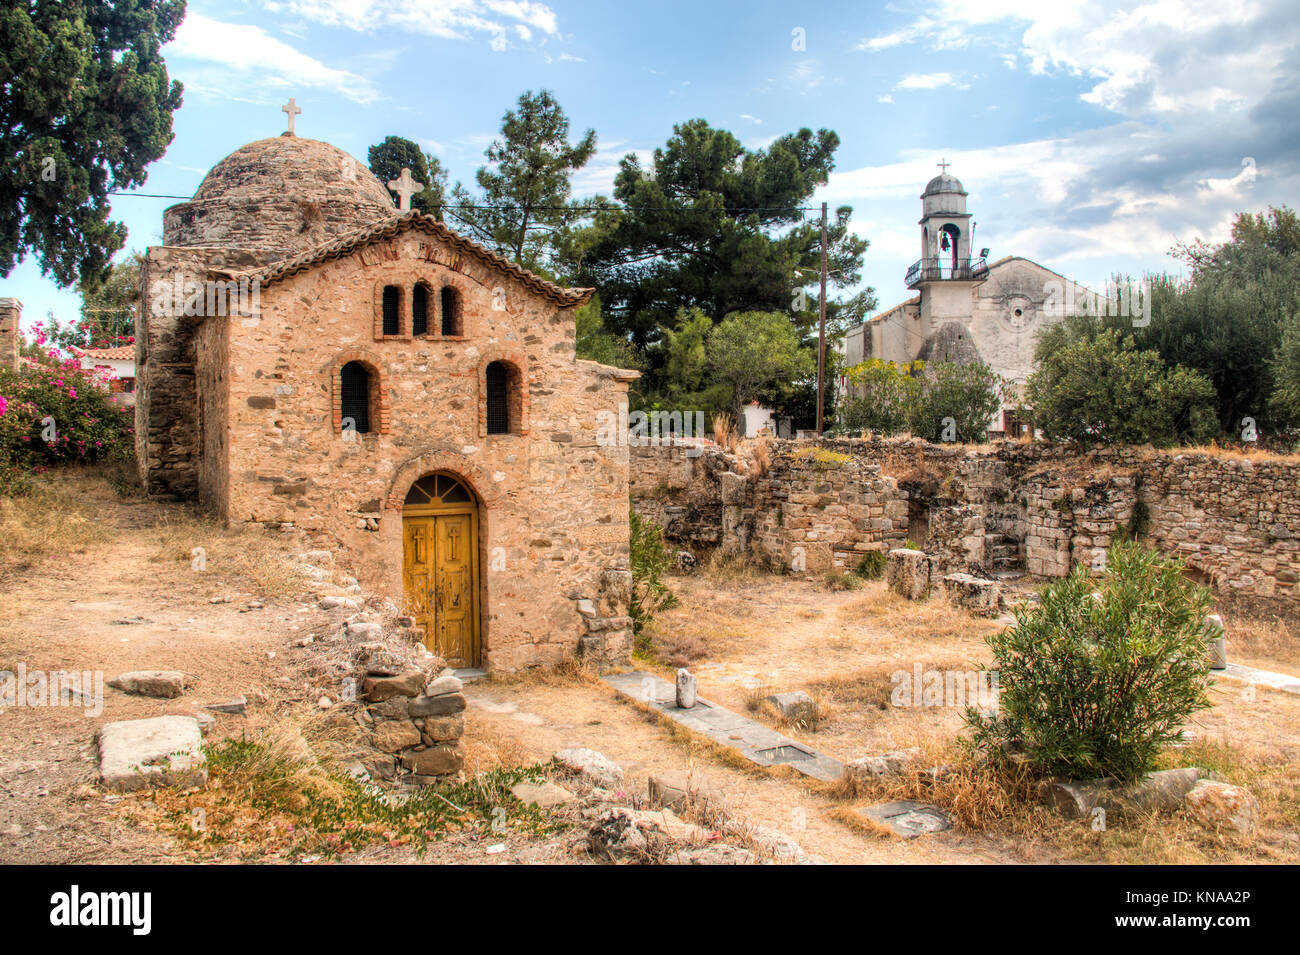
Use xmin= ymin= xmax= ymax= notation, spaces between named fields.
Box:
xmin=854 ymin=550 xmax=886 ymax=579
xmin=629 ymin=508 xmax=677 ymax=643
xmin=965 ymin=540 xmax=1214 ymax=782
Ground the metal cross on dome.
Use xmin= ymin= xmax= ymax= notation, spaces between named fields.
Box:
xmin=937 ymin=157 xmax=950 ymax=174
xmin=282 ymin=98 xmax=302 ymax=135
xmin=387 ymin=167 xmax=424 ymax=212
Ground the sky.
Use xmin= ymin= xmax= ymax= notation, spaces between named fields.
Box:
xmin=8 ymin=0 xmax=1300 ymax=327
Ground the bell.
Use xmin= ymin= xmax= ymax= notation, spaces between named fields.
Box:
xmin=940 ymin=233 xmax=951 ymax=251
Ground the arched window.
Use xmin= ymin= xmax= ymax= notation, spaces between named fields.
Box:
xmin=340 ymin=361 xmax=371 ymax=434
xmin=381 ymin=285 xmax=401 ymax=336
xmin=485 ymin=361 xmax=510 ymax=434
xmin=412 ymin=283 xmax=430 ymax=337
xmin=440 ymin=286 xmax=462 ymax=336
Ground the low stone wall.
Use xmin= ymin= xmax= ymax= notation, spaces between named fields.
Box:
xmin=630 ymin=438 xmax=1300 ymax=601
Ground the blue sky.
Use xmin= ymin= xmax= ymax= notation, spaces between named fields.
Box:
xmin=8 ymin=0 xmax=1300 ymax=326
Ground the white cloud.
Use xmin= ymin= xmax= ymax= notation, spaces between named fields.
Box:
xmin=167 ymin=13 xmax=380 ymax=103
xmin=740 ymin=113 xmax=763 ymax=125
xmin=896 ymin=72 xmax=964 ymax=90
xmin=266 ymin=0 xmax=560 ymax=43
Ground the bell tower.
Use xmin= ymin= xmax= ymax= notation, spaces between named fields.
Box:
xmin=905 ymin=163 xmax=987 ymax=340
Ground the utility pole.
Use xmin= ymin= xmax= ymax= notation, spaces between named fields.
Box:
xmin=816 ymin=201 xmax=828 ymax=436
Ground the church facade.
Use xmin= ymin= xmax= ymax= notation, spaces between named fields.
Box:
xmin=136 ymin=125 xmax=638 ymax=672
xmin=841 ymin=171 xmax=1092 ymax=435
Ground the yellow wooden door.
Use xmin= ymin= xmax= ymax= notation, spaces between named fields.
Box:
xmin=433 ymin=513 xmax=475 ymax=666
xmin=402 ymin=511 xmax=478 ymax=667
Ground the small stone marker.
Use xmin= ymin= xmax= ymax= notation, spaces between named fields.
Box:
xmin=107 ymin=670 xmax=185 ymax=699
xmin=675 ymin=668 xmax=697 ymax=708
xmin=98 ymin=716 xmax=207 ymax=792
xmin=1205 ymin=614 xmax=1227 ymax=670
xmin=859 ymin=800 xmax=951 ymax=839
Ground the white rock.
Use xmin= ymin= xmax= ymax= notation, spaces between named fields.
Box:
xmin=553 ymin=747 xmax=625 ymax=789
xmin=98 ymin=716 xmax=207 ymax=792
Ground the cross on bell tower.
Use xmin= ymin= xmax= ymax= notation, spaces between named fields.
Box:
xmin=281 ymin=98 xmax=302 ymax=136
xmin=387 ymin=167 xmax=424 ymax=212
xmin=937 ymin=157 xmax=950 ymax=174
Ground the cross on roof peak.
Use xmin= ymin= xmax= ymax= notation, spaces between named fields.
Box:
xmin=937 ymin=157 xmax=950 ymax=174
xmin=282 ymin=98 xmax=302 ymax=136
xmin=387 ymin=167 xmax=424 ymax=212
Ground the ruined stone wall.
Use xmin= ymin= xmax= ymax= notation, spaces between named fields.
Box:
xmin=631 ymin=438 xmax=1300 ymax=601
xmin=136 ymin=247 xmax=272 ymax=499
xmin=0 ymin=298 xmax=21 ymax=371
xmin=219 ymin=232 xmax=635 ymax=671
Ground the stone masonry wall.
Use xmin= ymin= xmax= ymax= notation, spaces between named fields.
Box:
xmin=631 ymin=438 xmax=1300 ymax=601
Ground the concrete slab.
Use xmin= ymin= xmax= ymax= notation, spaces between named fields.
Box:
xmin=1219 ymin=663 xmax=1300 ymax=695
xmin=603 ymin=672 xmax=844 ymax=782
xmin=98 ymin=715 xmax=207 ymax=792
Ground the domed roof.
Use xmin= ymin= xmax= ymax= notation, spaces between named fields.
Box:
xmin=164 ymin=134 xmax=398 ymax=252
xmin=922 ymin=172 xmax=967 ymax=196
xmin=193 ymin=134 xmax=394 ymax=209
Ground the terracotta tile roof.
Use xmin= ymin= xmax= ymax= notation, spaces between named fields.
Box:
xmin=224 ymin=212 xmax=594 ymax=308
xmin=78 ymin=345 xmax=135 ymax=361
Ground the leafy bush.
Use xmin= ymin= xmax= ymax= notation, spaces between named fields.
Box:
xmin=837 ymin=359 xmax=920 ymax=435
xmin=1027 ymin=328 xmax=1218 ymax=446
xmin=0 ymin=358 xmax=133 ymax=484
xmin=837 ymin=358 xmax=1004 ymax=443
xmin=909 ymin=360 xmax=1006 ymax=443
xmin=629 ymin=508 xmax=677 ymax=642
xmin=965 ymin=541 xmax=1214 ymax=782
xmin=854 ymin=550 xmax=886 ymax=579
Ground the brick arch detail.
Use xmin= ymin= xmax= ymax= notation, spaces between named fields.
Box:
xmin=478 ymin=349 xmax=529 ymax=437
xmin=327 ymin=348 xmax=391 ymax=435
xmin=385 ymin=449 xmax=503 ymax=512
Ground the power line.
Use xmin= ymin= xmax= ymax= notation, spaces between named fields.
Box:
xmin=105 ymin=191 xmax=828 ymax=215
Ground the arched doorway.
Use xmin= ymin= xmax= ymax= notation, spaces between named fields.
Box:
xmin=402 ymin=472 xmax=480 ymax=667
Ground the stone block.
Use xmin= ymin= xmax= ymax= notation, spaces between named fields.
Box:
xmin=886 ymin=548 xmax=931 ymax=600
xmin=363 ymin=670 xmax=426 ymax=701
xmin=422 ymin=715 xmax=464 ymax=741
xmin=409 ymin=692 xmax=467 ymax=717
xmin=108 ymin=671 xmax=185 ymax=699
xmin=371 ymin=720 xmax=421 ymax=753
xmin=940 ymin=573 xmax=1002 ymax=617
xmin=98 ymin=716 xmax=207 ymax=792
xmin=401 ymin=744 xmax=464 ymax=777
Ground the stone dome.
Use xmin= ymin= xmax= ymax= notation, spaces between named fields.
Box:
xmin=164 ymin=134 xmax=398 ymax=254
xmin=922 ymin=172 xmax=967 ymax=197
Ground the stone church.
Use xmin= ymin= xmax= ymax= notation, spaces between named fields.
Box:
xmin=841 ymin=169 xmax=1091 ymax=435
xmin=135 ymin=115 xmax=638 ymax=672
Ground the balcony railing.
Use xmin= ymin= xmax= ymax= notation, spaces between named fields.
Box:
xmin=905 ymin=256 xmax=989 ymax=287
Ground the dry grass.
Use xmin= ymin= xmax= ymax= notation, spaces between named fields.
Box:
xmin=697 ymin=543 xmax=774 ymax=583
xmin=0 ymin=469 xmax=117 ymax=575
xmin=711 ymin=413 xmax=737 ymax=453
xmin=1181 ymin=440 xmax=1300 ymax=463
xmin=741 ymin=683 xmax=830 ymax=732
xmin=1213 ymin=597 xmax=1299 ymax=672
xmin=837 ymin=585 xmax=1002 ymax=644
